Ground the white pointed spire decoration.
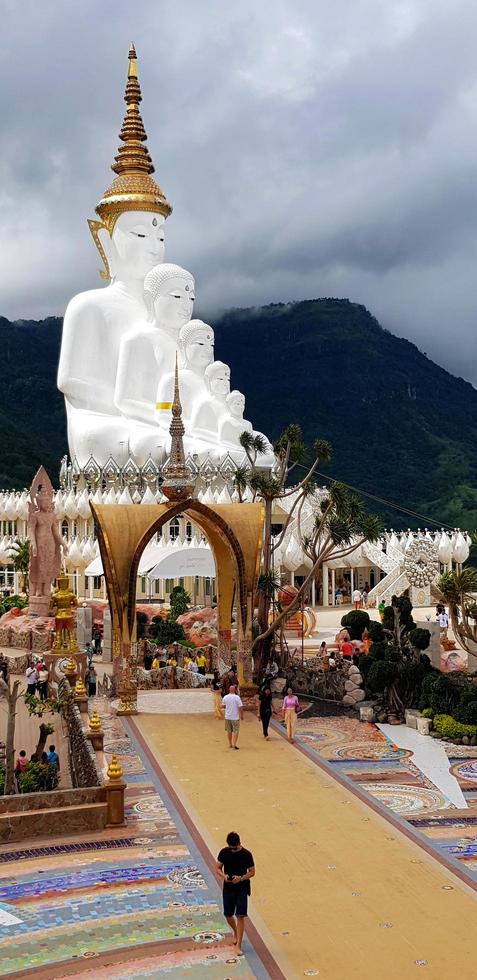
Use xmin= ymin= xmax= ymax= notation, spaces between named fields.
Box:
xmin=217 ymin=485 xmax=232 ymax=504
xmin=118 ymin=486 xmax=134 ymax=505
xmin=141 ymin=485 xmax=156 ymax=504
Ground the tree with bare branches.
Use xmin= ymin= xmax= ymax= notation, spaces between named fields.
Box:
xmin=237 ymin=426 xmax=381 ymax=679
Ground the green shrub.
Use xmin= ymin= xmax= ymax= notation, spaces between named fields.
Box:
xmin=19 ymin=762 xmax=59 ymax=793
xmin=367 ymin=659 xmax=397 ymax=693
xmin=428 ymin=675 xmax=461 ymax=716
xmin=340 ymin=610 xmax=370 ymax=640
xmin=454 ymin=697 xmax=477 ymax=726
xmin=432 ymin=714 xmax=477 ymax=741
xmin=408 ymin=628 xmax=430 ymax=651
xmin=368 ymin=621 xmax=385 ymax=643
xmin=169 ymin=586 xmax=191 ymax=621
xmin=149 ymin=617 xmax=186 ymax=646
xmin=421 ymin=707 xmax=433 ymax=719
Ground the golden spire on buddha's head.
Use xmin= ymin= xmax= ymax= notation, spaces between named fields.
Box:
xmin=93 ymin=44 xmax=172 ymax=234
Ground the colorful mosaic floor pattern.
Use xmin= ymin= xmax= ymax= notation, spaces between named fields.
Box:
xmin=0 ymin=700 xmax=262 ymax=978
xmin=294 ymin=715 xmax=477 ymax=883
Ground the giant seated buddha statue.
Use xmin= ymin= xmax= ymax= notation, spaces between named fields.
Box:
xmin=114 ymin=263 xmax=195 ymax=465
xmin=154 ymin=319 xmax=215 ymax=460
xmin=57 ymin=46 xmax=172 ymax=468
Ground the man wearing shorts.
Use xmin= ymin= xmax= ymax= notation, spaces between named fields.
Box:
xmin=216 ymin=831 xmax=255 ymax=955
xmin=222 ymin=684 xmax=244 ymax=750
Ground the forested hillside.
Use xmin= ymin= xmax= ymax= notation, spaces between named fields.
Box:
xmin=0 ymin=301 xmax=476 ymax=529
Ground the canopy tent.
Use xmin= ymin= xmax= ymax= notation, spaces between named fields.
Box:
xmin=84 ymin=538 xmax=216 ymax=580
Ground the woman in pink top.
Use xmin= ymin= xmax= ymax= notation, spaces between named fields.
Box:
xmin=282 ymin=687 xmax=299 ymax=743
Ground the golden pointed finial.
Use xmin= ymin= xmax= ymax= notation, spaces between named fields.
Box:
xmin=74 ymin=677 xmax=87 ymax=697
xmin=107 ymin=754 xmax=124 ymax=781
xmin=89 ymin=710 xmax=102 ymax=732
xmin=128 ymin=43 xmax=138 ymax=77
xmin=92 ymin=46 xmax=172 ymax=240
xmin=65 ymin=656 xmax=76 ymax=674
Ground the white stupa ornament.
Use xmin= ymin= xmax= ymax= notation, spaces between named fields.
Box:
xmin=452 ymin=531 xmax=469 ymax=564
xmin=437 ymin=532 xmax=452 ymax=564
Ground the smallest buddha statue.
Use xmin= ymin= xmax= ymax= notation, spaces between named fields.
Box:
xmin=51 ymin=575 xmax=79 ymax=653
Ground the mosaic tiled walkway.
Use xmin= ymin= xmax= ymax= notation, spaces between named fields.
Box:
xmin=294 ymin=714 xmax=477 ymax=884
xmin=0 ymin=698 xmax=264 ymax=978
xmin=135 ymin=710 xmax=477 ymax=980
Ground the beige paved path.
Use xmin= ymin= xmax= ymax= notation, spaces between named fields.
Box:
xmin=136 ymin=710 xmax=477 ymax=980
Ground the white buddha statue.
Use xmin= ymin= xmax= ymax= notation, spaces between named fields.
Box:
xmin=57 ymin=45 xmax=172 ymax=468
xmin=154 ymin=319 xmax=215 ymax=459
xmin=155 ymin=319 xmax=214 ymax=424
xmin=220 ymin=390 xmax=275 ymax=466
xmin=115 ymin=264 xmax=195 ymax=466
xmin=115 ymin=263 xmax=195 ymax=428
xmin=191 ymin=361 xmax=231 ymax=453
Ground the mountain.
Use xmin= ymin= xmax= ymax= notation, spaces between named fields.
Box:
xmin=0 ymin=301 xmax=476 ymax=529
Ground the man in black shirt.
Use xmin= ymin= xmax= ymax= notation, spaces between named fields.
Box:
xmin=216 ymin=831 xmax=255 ymax=955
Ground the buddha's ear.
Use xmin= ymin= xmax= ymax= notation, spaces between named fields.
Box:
xmin=144 ymin=290 xmax=155 ymax=323
xmin=87 ymin=220 xmax=114 ymax=281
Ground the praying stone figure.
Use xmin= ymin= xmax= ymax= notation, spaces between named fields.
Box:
xmin=28 ymin=467 xmax=63 ymax=616
xmin=114 ymin=263 xmax=195 ymax=465
xmin=57 ymin=46 xmax=171 ymax=468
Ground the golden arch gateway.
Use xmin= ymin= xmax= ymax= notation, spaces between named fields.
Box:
xmin=91 ymin=498 xmax=264 ymax=713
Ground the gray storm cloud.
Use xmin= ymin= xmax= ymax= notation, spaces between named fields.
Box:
xmin=0 ymin=0 xmax=476 ymax=384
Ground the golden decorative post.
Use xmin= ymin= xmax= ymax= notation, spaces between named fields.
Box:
xmin=51 ymin=575 xmax=79 ymax=653
xmin=105 ymin=753 xmax=126 ymax=826
xmin=87 ymin=710 xmax=104 ymax=751
xmin=64 ymin=656 xmax=77 ymax=688
xmin=74 ymin=676 xmax=88 ymax=713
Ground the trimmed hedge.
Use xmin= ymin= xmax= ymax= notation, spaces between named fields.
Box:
xmin=433 ymin=714 xmax=477 ymax=742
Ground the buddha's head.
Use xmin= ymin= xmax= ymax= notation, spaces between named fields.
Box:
xmin=92 ymin=211 xmax=166 ymax=283
xmin=89 ymin=47 xmax=172 ymax=283
xmin=144 ymin=263 xmax=195 ymax=329
xmin=179 ymin=320 xmax=214 ymax=371
xmin=226 ymin=390 xmax=245 ymax=419
xmin=205 ymin=361 xmax=231 ymax=398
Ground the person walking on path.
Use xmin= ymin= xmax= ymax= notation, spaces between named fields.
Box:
xmin=37 ymin=664 xmax=49 ymax=702
xmin=257 ymin=686 xmax=275 ymax=739
xmin=86 ymin=664 xmax=97 ymax=696
xmin=282 ymin=686 xmax=300 ymax=743
xmin=25 ymin=663 xmax=37 ymax=696
xmin=378 ymin=599 xmax=386 ymax=621
xmin=216 ymin=831 xmax=255 ymax=956
xmin=222 ymin=669 xmax=239 ymax=698
xmin=352 ymin=588 xmax=362 ymax=610
xmin=212 ymin=669 xmax=223 ymax=719
xmin=222 ymin=684 xmax=243 ymax=749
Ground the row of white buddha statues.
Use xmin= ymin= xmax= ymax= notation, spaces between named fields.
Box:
xmin=58 ymin=216 xmax=274 ymax=470
xmin=57 ymin=48 xmax=274 ymax=473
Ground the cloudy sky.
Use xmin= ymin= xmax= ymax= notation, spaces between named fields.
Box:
xmin=1 ymin=0 xmax=477 ymax=384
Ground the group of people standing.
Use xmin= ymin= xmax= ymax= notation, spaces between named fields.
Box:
xmin=25 ymin=659 xmax=49 ymax=700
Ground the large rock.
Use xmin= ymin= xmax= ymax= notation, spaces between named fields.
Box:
xmin=343 ymin=689 xmax=365 ymax=705
xmin=345 ymin=679 xmax=361 ymax=692
xmin=271 ymin=677 xmax=286 ymax=694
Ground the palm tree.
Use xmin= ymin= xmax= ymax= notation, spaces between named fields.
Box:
xmin=437 ymin=568 xmax=477 ymax=664
xmin=8 ymin=538 xmax=30 ymax=595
